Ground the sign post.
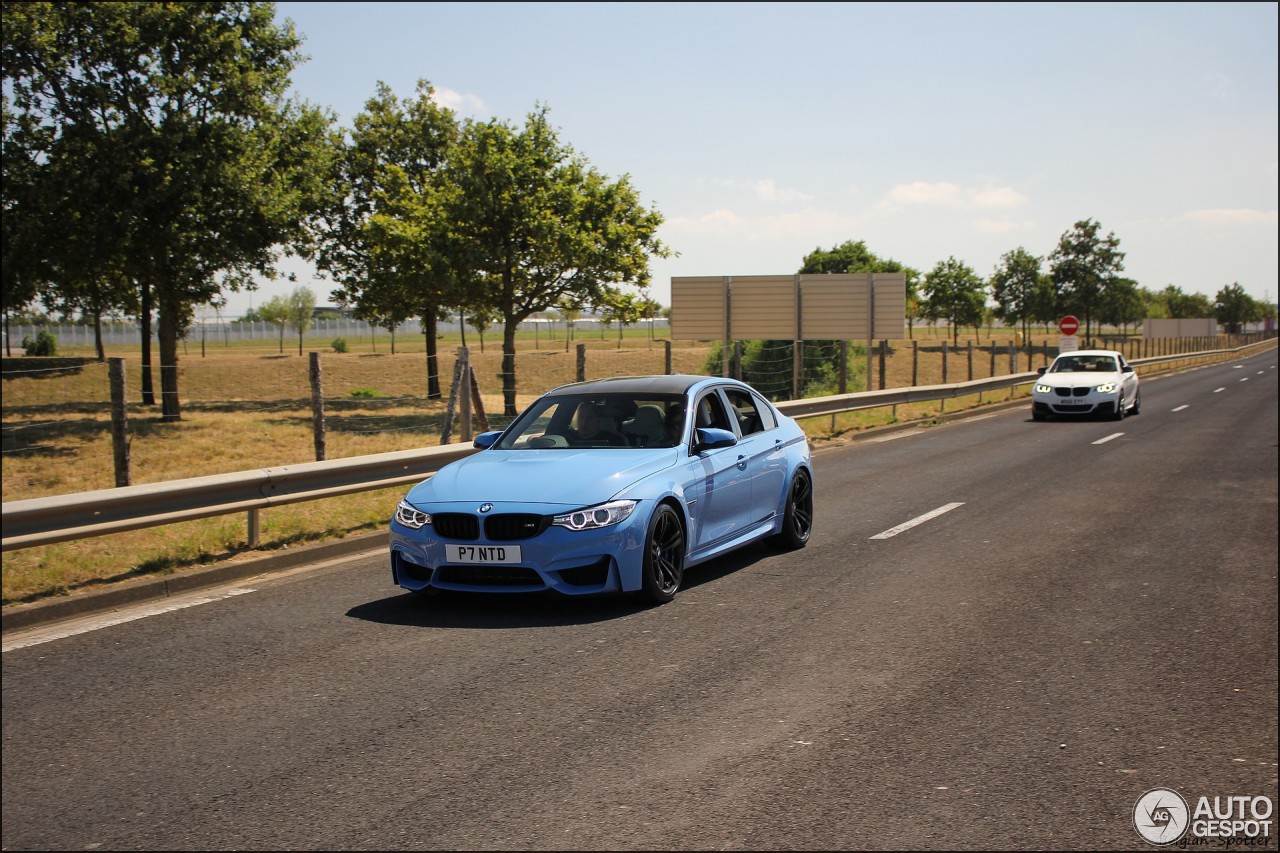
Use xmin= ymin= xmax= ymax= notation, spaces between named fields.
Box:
xmin=1058 ymin=315 xmax=1080 ymax=353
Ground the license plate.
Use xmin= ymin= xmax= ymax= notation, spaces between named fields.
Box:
xmin=1061 ymin=399 xmax=1083 ymax=405
xmin=445 ymin=544 xmax=522 ymax=564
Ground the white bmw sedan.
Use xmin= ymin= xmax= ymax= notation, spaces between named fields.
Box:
xmin=1032 ymin=349 xmax=1140 ymax=421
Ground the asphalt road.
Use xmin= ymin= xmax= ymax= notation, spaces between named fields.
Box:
xmin=3 ymin=351 xmax=1277 ymax=851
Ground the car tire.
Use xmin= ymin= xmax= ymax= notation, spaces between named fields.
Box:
xmin=1032 ymin=408 xmax=1046 ymax=422
xmin=1131 ymin=390 xmax=1141 ymax=415
xmin=770 ymin=469 xmax=813 ymax=551
xmin=640 ymin=503 xmax=685 ymax=605
xmin=1112 ymin=394 xmax=1126 ymax=420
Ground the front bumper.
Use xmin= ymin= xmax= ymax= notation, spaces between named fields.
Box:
xmin=389 ymin=500 xmax=653 ymax=596
xmin=1032 ymin=388 xmax=1121 ymax=417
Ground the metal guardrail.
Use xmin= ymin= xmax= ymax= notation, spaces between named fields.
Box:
xmin=2 ymin=339 xmax=1273 ymax=552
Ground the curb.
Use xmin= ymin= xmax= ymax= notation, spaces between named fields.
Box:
xmin=2 ymin=531 xmax=387 ymax=634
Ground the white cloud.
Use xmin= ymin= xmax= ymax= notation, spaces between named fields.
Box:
xmin=433 ymin=87 xmax=487 ymax=115
xmin=879 ymin=181 xmax=1029 ymax=211
xmin=716 ymin=178 xmax=813 ymax=203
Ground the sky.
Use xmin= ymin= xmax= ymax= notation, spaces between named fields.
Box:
xmin=225 ymin=1 xmax=1278 ymax=317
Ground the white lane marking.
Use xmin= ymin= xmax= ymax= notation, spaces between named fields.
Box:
xmin=1239 ymin=377 xmax=1249 ymax=382
xmin=3 ymin=588 xmax=256 ymax=652
xmin=1093 ymin=433 xmax=1124 ymax=445
xmin=1172 ymin=405 xmax=1189 ymax=412
xmin=1214 ymin=387 xmax=1226 ymax=393
xmin=870 ymin=502 xmax=965 ymax=540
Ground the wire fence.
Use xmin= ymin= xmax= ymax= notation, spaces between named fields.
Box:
xmin=3 ymin=331 xmax=1269 ymax=503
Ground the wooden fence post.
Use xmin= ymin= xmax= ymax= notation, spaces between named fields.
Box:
xmin=109 ymin=357 xmax=131 ymax=487
xmin=576 ymin=343 xmax=586 ymax=382
xmin=309 ymin=352 xmax=326 ymax=462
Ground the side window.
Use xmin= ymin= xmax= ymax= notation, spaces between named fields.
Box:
xmin=723 ymin=387 xmax=768 ymax=436
xmin=693 ymin=392 xmax=732 ymax=433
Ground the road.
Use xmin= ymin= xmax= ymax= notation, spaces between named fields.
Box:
xmin=3 ymin=351 xmax=1276 ymax=851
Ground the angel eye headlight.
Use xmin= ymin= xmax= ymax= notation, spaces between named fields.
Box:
xmin=553 ymin=499 xmax=637 ymax=531
xmin=1034 ymin=384 xmax=1052 ymax=394
xmin=1095 ymin=382 xmax=1118 ymax=393
xmin=394 ymin=499 xmax=431 ymax=529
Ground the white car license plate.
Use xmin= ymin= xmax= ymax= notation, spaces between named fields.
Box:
xmin=446 ymin=544 xmax=522 ymax=564
xmin=1062 ymin=399 xmax=1083 ymax=405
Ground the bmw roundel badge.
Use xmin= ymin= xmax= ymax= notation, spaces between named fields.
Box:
xmin=478 ymin=503 xmax=493 ymax=513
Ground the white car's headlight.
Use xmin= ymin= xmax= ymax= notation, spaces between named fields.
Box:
xmin=1034 ymin=384 xmax=1052 ymax=394
xmin=395 ymin=499 xmax=431 ymax=529
xmin=1095 ymin=382 xmax=1118 ymax=393
xmin=553 ymin=499 xmax=637 ymax=531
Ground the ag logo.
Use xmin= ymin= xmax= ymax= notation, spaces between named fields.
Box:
xmin=1134 ymin=788 xmax=1189 ymax=845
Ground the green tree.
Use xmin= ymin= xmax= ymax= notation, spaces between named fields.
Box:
xmin=313 ymin=79 xmax=459 ymax=399
xmin=599 ymin=288 xmax=646 ymax=347
xmin=439 ymin=105 xmax=670 ymax=415
xmin=1098 ymin=277 xmax=1145 ymax=334
xmin=258 ymin=294 xmax=291 ymax=353
xmin=3 ymin=2 xmax=336 ymax=420
xmin=1158 ymin=285 xmax=1213 ymax=319
xmin=1213 ymin=283 xmax=1262 ymax=334
xmin=286 ymin=286 xmax=317 ymax=355
xmin=922 ymin=257 xmax=987 ymax=345
xmin=988 ymin=247 xmax=1044 ymax=341
xmin=1048 ymin=219 xmax=1126 ymax=339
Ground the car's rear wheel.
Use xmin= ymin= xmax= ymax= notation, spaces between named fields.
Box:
xmin=1131 ymin=390 xmax=1141 ymax=415
xmin=640 ymin=504 xmax=685 ymax=605
xmin=770 ymin=469 xmax=813 ymax=550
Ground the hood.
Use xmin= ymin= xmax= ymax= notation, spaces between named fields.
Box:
xmin=1042 ymin=370 xmax=1122 ymax=383
xmin=406 ymin=447 xmax=680 ymax=507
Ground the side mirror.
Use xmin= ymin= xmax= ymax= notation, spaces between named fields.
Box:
xmin=473 ymin=430 xmax=503 ymax=449
xmin=1037 ymin=367 xmax=1047 ymax=375
xmin=694 ymin=427 xmax=737 ymax=452
xmin=1122 ymin=364 xmax=1134 ymax=373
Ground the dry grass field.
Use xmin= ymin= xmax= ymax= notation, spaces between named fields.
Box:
xmin=2 ymin=326 xmax=1168 ymax=605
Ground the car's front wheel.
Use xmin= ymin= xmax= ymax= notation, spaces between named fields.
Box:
xmin=770 ymin=469 xmax=813 ymax=550
xmin=640 ymin=503 xmax=685 ymax=605
xmin=1112 ymin=393 xmax=1127 ymax=420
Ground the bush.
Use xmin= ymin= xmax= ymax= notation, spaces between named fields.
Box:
xmin=331 ymin=337 xmax=348 ymax=353
xmin=349 ymin=387 xmax=386 ymax=399
xmin=21 ymin=329 xmax=59 ymax=357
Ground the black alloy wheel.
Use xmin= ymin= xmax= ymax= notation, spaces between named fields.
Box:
xmin=771 ymin=469 xmax=813 ymax=550
xmin=640 ymin=504 xmax=685 ymax=604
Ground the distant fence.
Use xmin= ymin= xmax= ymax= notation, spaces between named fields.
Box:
xmin=3 ymin=336 xmax=1274 ymax=554
xmin=4 ymin=317 xmax=671 ymax=349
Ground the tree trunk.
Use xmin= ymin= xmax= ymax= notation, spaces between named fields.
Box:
xmin=139 ymin=276 xmax=156 ymax=406
xmin=93 ymin=310 xmax=105 ymax=361
xmin=425 ymin=312 xmax=441 ymax=399
xmin=157 ymin=289 xmax=182 ymax=422
xmin=501 ymin=321 xmax=519 ymax=417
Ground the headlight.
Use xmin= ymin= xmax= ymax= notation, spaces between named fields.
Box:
xmin=553 ymin=499 xmax=637 ymax=531
xmin=1034 ymin=384 xmax=1052 ymax=394
xmin=1095 ymin=383 xmax=1118 ymax=393
xmin=394 ymin=499 xmax=431 ymax=529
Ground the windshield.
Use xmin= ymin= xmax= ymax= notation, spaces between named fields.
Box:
xmin=1049 ymin=355 xmax=1119 ymax=373
xmin=496 ymin=393 xmax=687 ymax=449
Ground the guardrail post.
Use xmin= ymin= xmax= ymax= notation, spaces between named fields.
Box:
xmin=247 ymin=508 xmax=260 ymax=548
xmin=309 ymin=352 xmax=326 ymax=461
xmin=109 ymin=357 xmax=131 ymax=487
